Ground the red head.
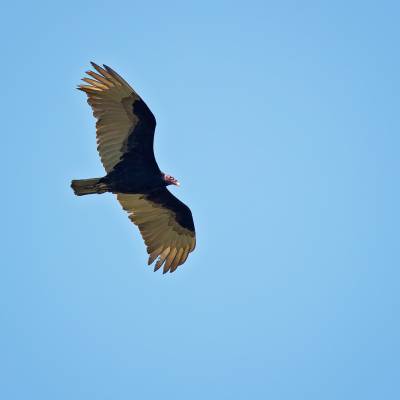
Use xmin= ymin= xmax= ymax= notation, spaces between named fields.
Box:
xmin=163 ymin=173 xmax=180 ymax=186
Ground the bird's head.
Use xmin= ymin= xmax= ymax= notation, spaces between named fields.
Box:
xmin=163 ymin=173 xmax=180 ymax=187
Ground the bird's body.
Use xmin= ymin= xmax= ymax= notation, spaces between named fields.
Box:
xmin=71 ymin=63 xmax=195 ymax=273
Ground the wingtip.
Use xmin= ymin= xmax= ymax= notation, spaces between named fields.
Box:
xmin=103 ymin=64 xmax=118 ymax=75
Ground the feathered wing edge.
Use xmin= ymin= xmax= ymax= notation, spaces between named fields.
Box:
xmin=117 ymin=193 xmax=196 ymax=273
xmin=77 ymin=62 xmax=140 ymax=173
xmin=78 ymin=62 xmax=136 ymax=93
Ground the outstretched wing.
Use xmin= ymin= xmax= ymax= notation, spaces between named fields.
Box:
xmin=78 ymin=62 xmax=159 ymax=174
xmin=117 ymin=189 xmax=196 ymax=273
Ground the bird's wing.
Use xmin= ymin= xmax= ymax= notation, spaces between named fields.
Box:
xmin=117 ymin=189 xmax=196 ymax=273
xmin=78 ymin=62 xmax=159 ymax=173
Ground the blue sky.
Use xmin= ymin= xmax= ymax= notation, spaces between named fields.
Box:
xmin=2 ymin=1 xmax=399 ymax=399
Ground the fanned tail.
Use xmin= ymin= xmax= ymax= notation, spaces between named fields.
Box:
xmin=71 ymin=178 xmax=108 ymax=196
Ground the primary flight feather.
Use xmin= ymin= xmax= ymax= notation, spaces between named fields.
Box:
xmin=71 ymin=62 xmax=196 ymax=273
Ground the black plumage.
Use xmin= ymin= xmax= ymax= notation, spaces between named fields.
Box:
xmin=71 ymin=63 xmax=196 ymax=273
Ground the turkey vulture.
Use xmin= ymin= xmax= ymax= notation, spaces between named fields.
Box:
xmin=71 ymin=62 xmax=196 ymax=273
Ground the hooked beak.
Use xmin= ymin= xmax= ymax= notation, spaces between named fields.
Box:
xmin=175 ymin=181 xmax=181 ymax=187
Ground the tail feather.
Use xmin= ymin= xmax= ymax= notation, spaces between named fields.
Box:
xmin=71 ymin=178 xmax=108 ymax=196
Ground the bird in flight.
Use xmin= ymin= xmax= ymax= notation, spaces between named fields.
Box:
xmin=71 ymin=62 xmax=196 ymax=273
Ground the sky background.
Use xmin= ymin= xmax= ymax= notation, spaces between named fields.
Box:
xmin=2 ymin=0 xmax=399 ymax=399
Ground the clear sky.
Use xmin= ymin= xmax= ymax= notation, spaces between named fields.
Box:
xmin=2 ymin=1 xmax=399 ymax=399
